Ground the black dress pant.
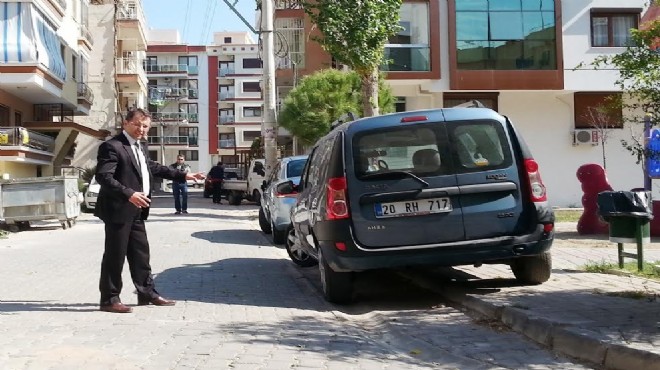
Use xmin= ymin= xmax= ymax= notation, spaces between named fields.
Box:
xmin=212 ymin=182 xmax=223 ymax=203
xmin=99 ymin=219 xmax=158 ymax=305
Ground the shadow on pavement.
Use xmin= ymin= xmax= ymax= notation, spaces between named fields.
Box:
xmin=0 ymin=301 xmax=99 ymax=313
xmin=191 ymin=229 xmax=266 ymax=246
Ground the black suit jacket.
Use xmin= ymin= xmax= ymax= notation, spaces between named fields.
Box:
xmin=94 ymin=133 xmax=186 ymax=223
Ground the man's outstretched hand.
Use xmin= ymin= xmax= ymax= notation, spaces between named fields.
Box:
xmin=186 ymin=172 xmax=206 ymax=181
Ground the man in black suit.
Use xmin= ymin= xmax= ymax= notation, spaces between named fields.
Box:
xmin=94 ymin=108 xmax=204 ymax=313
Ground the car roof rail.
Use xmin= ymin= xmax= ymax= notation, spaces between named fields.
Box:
xmin=450 ymin=100 xmax=486 ymax=108
xmin=330 ymin=112 xmax=359 ymax=131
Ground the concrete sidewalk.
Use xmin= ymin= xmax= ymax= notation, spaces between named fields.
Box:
xmin=410 ymin=222 xmax=660 ymax=370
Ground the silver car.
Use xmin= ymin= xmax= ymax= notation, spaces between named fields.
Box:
xmin=259 ymin=155 xmax=309 ymax=259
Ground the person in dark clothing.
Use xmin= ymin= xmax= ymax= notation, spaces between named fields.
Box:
xmin=207 ymin=161 xmax=225 ymax=204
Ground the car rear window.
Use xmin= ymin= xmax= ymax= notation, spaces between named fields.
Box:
xmin=352 ymin=120 xmax=513 ymax=178
xmin=447 ymin=121 xmax=513 ymax=172
xmin=286 ymin=159 xmax=307 ymax=178
xmin=353 ymin=124 xmax=448 ymax=177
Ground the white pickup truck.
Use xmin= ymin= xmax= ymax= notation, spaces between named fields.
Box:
xmin=222 ymin=159 xmax=266 ymax=205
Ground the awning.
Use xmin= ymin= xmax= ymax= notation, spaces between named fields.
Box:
xmin=0 ymin=2 xmax=66 ymax=81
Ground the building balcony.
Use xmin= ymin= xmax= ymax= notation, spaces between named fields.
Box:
xmin=275 ymin=0 xmax=303 ymax=9
xmin=151 ymin=112 xmax=198 ymax=123
xmin=220 ymin=91 xmax=236 ymax=100
xmin=218 ymin=67 xmax=236 ymax=77
xmin=77 ymin=82 xmax=94 ymax=105
xmin=78 ymin=24 xmax=94 ymax=49
xmin=116 ymin=57 xmax=148 ymax=92
xmin=149 ymin=86 xmax=189 ymax=101
xmin=381 ymin=45 xmax=431 ymax=72
xmin=116 ymin=0 xmax=148 ymax=50
xmin=147 ymin=136 xmax=198 ymax=146
xmin=0 ymin=127 xmax=55 ymax=154
xmin=219 ymin=115 xmax=235 ymax=124
xmin=145 ymin=64 xmax=198 ymax=75
xmin=218 ymin=139 xmax=236 ymax=148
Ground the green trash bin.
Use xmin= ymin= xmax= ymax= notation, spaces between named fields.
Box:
xmin=607 ymin=216 xmax=650 ymax=244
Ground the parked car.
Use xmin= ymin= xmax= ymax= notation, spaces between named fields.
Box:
xmin=203 ymin=167 xmax=239 ymax=198
xmin=280 ymin=107 xmax=555 ymax=303
xmin=221 ymin=159 xmax=266 ymax=205
xmin=83 ymin=176 xmax=101 ymax=211
xmin=259 ymin=155 xmax=309 ymax=257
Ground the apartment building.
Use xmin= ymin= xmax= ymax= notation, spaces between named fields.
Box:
xmin=0 ymin=0 xmax=105 ymax=179
xmin=274 ymin=0 xmax=659 ymax=207
xmin=145 ymin=29 xmax=208 ymax=173
xmin=72 ymin=0 xmax=149 ymax=169
xmin=207 ymin=31 xmax=264 ymax=169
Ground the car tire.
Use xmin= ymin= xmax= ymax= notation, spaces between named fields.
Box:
xmin=259 ymin=207 xmax=272 ymax=234
xmin=252 ymin=189 xmax=261 ymax=206
xmin=272 ymin=220 xmax=286 ymax=244
xmin=318 ymin=248 xmax=353 ymax=304
xmin=511 ymin=252 xmax=552 ymax=284
xmin=285 ymin=226 xmax=316 ymax=267
xmin=228 ymin=192 xmax=242 ymax=205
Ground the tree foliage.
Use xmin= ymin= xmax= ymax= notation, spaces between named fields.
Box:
xmin=278 ymin=69 xmax=395 ymax=146
xmin=303 ymin=0 xmax=402 ymax=116
xmin=587 ymin=19 xmax=660 ymax=163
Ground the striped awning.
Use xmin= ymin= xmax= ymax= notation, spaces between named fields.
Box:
xmin=0 ymin=2 xmax=66 ymax=81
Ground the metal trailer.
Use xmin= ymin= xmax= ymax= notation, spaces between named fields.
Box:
xmin=0 ymin=176 xmax=81 ymax=232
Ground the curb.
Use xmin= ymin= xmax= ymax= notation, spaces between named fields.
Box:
xmin=451 ymin=288 xmax=660 ymax=370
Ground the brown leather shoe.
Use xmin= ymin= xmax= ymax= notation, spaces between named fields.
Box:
xmin=100 ymin=302 xmax=132 ymax=313
xmin=137 ymin=296 xmax=176 ymax=306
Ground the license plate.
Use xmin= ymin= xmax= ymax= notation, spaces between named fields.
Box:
xmin=374 ymin=197 xmax=452 ymax=218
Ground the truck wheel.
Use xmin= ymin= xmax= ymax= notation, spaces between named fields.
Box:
xmin=318 ymin=248 xmax=353 ymax=304
xmin=272 ymin=220 xmax=286 ymax=244
xmin=252 ymin=189 xmax=261 ymax=206
xmin=259 ymin=208 xmax=272 ymax=234
xmin=228 ymin=192 xmax=242 ymax=205
xmin=511 ymin=252 xmax=552 ymax=284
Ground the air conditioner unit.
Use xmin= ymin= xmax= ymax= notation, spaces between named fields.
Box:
xmin=572 ymin=129 xmax=599 ymax=146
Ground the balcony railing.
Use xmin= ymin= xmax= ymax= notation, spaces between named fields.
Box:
xmin=77 ymin=82 xmax=94 ymax=104
xmin=147 ymin=136 xmax=196 ymax=145
xmin=79 ymin=25 xmax=94 ymax=46
xmin=116 ymin=0 xmax=147 ymax=27
xmin=381 ymin=45 xmax=431 ymax=72
xmin=218 ymin=139 xmax=235 ymax=148
xmin=219 ymin=91 xmax=235 ymax=100
xmin=116 ymin=57 xmax=145 ymax=75
xmin=275 ymin=0 xmax=303 ymax=9
xmin=149 ymin=86 xmax=189 ymax=101
xmin=219 ymin=115 xmax=235 ymax=124
xmin=218 ymin=67 xmax=236 ymax=77
xmin=0 ymin=127 xmax=55 ymax=153
xmin=144 ymin=64 xmax=198 ymax=74
xmin=151 ymin=112 xmax=198 ymax=123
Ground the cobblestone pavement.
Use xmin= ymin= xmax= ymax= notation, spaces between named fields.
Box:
xmin=0 ymin=193 xmax=646 ymax=369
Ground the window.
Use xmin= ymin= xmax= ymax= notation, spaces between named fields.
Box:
xmin=574 ymin=92 xmax=623 ymax=129
xmin=275 ymin=18 xmax=305 ymax=69
xmin=219 ymin=134 xmax=235 ymax=148
xmin=382 ymin=3 xmax=430 ymax=72
xmin=242 ymin=81 xmax=261 ymax=93
xmin=145 ymin=56 xmax=158 ymax=72
xmin=455 ymin=0 xmax=556 ymax=70
xmin=179 ymin=79 xmax=198 ymax=99
xmin=395 ymin=97 xmax=406 ymax=112
xmin=243 ymin=131 xmax=261 ymax=141
xmin=224 ymin=37 xmax=232 ymax=43
xmin=243 ymin=58 xmax=262 ymax=69
xmin=179 ymin=103 xmax=198 ymax=122
xmin=591 ymin=11 xmax=638 ymax=47
xmin=0 ymin=105 xmax=9 ymax=125
xmin=178 ymin=150 xmax=198 ymax=161
xmin=179 ymin=127 xmax=199 ymax=145
xmin=443 ymin=93 xmax=499 ymax=111
xmin=243 ymin=106 xmax=262 ymax=117
xmin=72 ymin=54 xmax=78 ymax=80
xmin=179 ymin=56 xmax=198 ymax=74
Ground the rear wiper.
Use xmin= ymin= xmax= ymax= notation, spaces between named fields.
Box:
xmin=361 ymin=171 xmax=429 ymax=187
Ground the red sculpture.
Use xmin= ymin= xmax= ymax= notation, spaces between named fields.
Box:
xmin=576 ymin=163 xmax=612 ymax=235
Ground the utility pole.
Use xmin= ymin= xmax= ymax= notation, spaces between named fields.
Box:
xmin=261 ymin=0 xmax=278 ymax=177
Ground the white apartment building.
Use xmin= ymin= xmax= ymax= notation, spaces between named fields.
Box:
xmin=208 ymin=31 xmax=264 ymax=169
xmin=145 ymin=29 xmax=209 ymax=172
xmin=0 ymin=0 xmax=105 ymax=178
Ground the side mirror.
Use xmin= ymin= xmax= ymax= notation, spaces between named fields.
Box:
xmin=275 ymin=180 xmax=295 ymax=195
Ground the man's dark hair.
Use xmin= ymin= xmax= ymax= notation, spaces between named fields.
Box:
xmin=217 ymin=161 xmax=223 ymax=166
xmin=125 ymin=108 xmax=151 ymax=121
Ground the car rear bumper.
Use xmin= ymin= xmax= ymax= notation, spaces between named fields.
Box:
xmin=313 ymin=221 xmax=553 ymax=272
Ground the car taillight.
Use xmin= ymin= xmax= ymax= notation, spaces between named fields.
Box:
xmin=326 ymin=176 xmax=349 ymax=220
xmin=524 ymin=159 xmax=547 ymax=202
xmin=276 ymin=190 xmax=297 ymax=198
